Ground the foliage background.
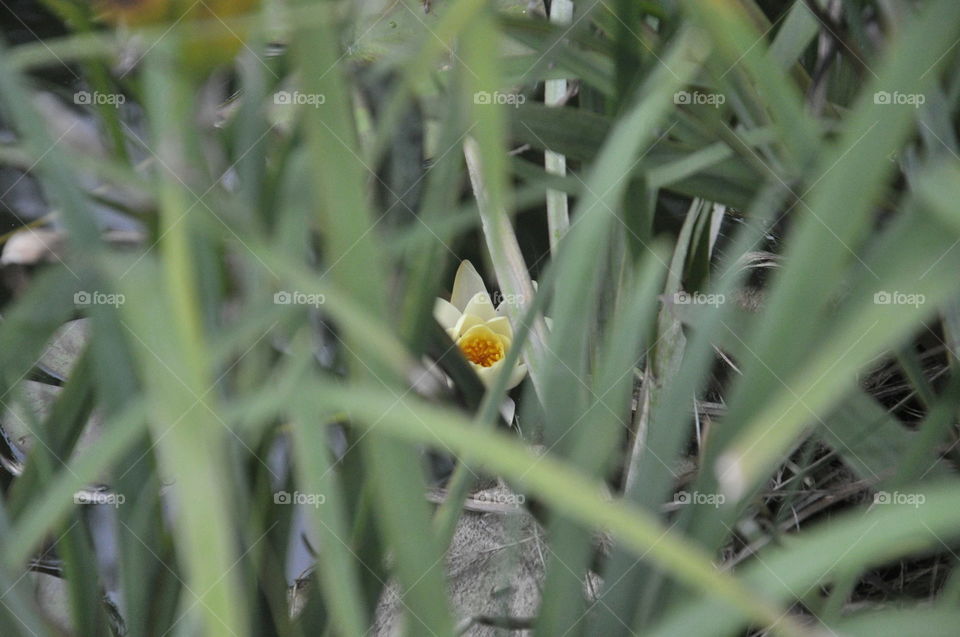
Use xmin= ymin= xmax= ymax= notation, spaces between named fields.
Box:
xmin=2 ymin=0 xmax=960 ymax=635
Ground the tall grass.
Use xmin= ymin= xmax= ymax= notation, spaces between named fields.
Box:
xmin=2 ymin=0 xmax=960 ymax=635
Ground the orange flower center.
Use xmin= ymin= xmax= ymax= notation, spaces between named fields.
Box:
xmin=458 ymin=329 xmax=505 ymax=367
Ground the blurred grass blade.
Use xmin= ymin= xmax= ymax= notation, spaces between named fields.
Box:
xmin=648 ymin=482 xmax=960 ymax=636
xmin=313 ymin=381 xmax=811 ymax=637
xmin=704 ymin=0 xmax=960 ymax=502
xmin=290 ymin=0 xmax=455 ymax=631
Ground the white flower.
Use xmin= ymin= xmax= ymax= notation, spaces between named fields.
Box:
xmin=433 ymin=260 xmax=527 ymax=389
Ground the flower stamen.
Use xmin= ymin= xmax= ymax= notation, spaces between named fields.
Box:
xmin=458 ymin=326 xmax=505 ymax=368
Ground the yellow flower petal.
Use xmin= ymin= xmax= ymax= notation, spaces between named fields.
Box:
xmin=485 ymin=315 xmax=513 ymax=338
xmin=473 ymin=360 xmax=527 ymax=390
xmin=505 ymin=363 xmax=527 ymax=390
xmin=452 ymin=313 xmax=483 ymax=340
xmin=463 ymin=291 xmax=498 ymax=322
xmin=433 ymin=298 xmax=461 ymax=331
xmin=474 ymin=363 xmax=500 ymax=385
xmin=451 ymin=260 xmax=488 ymax=311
